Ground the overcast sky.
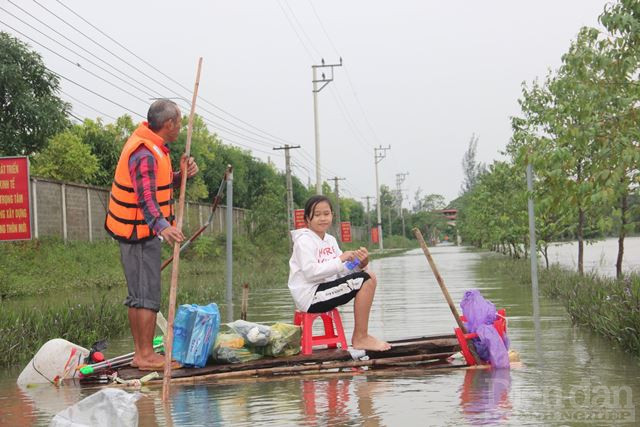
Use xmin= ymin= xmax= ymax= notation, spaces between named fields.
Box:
xmin=1 ymin=0 xmax=609 ymax=205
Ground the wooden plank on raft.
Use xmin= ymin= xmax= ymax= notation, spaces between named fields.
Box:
xmin=117 ymin=335 xmax=460 ymax=381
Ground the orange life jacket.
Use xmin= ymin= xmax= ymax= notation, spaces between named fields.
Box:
xmin=104 ymin=122 xmax=175 ymax=242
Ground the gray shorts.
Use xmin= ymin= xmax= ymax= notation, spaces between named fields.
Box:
xmin=120 ymin=237 xmax=162 ymax=312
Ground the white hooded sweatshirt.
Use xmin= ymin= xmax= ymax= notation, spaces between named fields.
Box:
xmin=288 ymin=228 xmax=352 ymax=311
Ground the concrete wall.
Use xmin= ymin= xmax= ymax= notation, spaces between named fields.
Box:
xmin=28 ymin=177 xmax=368 ymax=244
xmin=30 ymin=178 xmax=246 ymax=241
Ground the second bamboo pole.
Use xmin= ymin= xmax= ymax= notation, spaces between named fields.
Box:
xmin=162 ymin=57 xmax=203 ymax=402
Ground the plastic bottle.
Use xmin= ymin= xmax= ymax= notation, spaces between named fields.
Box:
xmin=345 ymin=257 xmax=360 ymax=270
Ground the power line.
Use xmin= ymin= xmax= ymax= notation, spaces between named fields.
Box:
xmin=305 ymin=0 xmax=385 ymax=146
xmin=4 ymin=1 xmax=163 ymax=100
xmin=343 ymin=66 xmax=385 ymax=146
xmin=56 ymin=72 xmax=144 ymax=119
xmin=54 ymin=0 xmax=296 ymax=148
xmin=283 ymin=0 xmax=323 ymax=58
xmin=60 ymin=90 xmax=117 ymax=120
xmin=0 ymin=19 xmax=152 ymax=106
xmin=1 ymin=26 xmax=288 ymax=159
xmin=306 ymin=0 xmax=341 ymax=57
xmin=22 ymin=0 xmax=332 ymax=166
xmin=1 ymin=14 xmax=287 ymax=153
xmin=0 ymin=28 xmax=145 ymax=119
xmin=276 ymin=0 xmax=316 ymax=62
xmin=33 ymin=0 xmax=292 ymax=149
xmin=328 ymin=85 xmax=372 ymax=151
xmin=68 ymin=110 xmax=86 ymax=123
xmin=6 ymin=0 xmax=370 ymax=187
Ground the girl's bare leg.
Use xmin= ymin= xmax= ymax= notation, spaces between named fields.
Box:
xmin=351 ymin=273 xmax=391 ymax=351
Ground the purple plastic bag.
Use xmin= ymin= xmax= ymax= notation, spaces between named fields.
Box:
xmin=460 ymin=289 xmax=510 ymax=369
xmin=476 ymin=325 xmax=510 ymax=369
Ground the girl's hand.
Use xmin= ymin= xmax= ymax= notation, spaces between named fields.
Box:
xmin=340 ymin=251 xmax=356 ymax=262
xmin=355 ymin=247 xmax=369 ymax=268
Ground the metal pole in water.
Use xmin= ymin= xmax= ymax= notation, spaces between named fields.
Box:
xmin=226 ymin=170 xmax=234 ymax=323
xmin=527 ymin=163 xmax=542 ymax=359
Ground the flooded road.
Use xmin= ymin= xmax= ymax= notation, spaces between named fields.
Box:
xmin=2 ymin=242 xmax=639 ymax=425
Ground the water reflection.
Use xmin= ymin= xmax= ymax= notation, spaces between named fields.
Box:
xmin=459 ymin=368 xmax=512 ymax=425
xmin=138 ymin=374 xmax=398 ymax=426
xmin=0 ymin=384 xmax=37 ymax=425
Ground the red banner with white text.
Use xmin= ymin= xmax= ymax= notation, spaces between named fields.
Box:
xmin=371 ymin=226 xmax=379 ymax=244
xmin=340 ymin=221 xmax=352 ymax=243
xmin=0 ymin=156 xmax=31 ymax=241
xmin=294 ymin=209 xmax=306 ymax=229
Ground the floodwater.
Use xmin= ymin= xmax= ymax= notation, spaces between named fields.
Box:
xmin=1 ymin=240 xmax=639 ymax=426
xmin=546 ymin=236 xmax=640 ymax=277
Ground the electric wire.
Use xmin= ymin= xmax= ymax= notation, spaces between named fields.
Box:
xmin=0 ymin=19 xmax=152 ymax=106
xmin=4 ymin=1 xmax=164 ymax=101
xmin=10 ymin=1 xmax=367 ymax=196
xmin=1 ymin=14 xmax=286 ymax=154
xmin=60 ymin=90 xmax=117 ymax=121
xmin=53 ymin=0 xmax=302 ymax=148
xmin=41 ymin=0 xmax=356 ymax=182
xmin=275 ymin=0 xmax=316 ymax=62
xmin=306 ymin=0 xmax=384 ymax=147
xmin=282 ymin=0 xmax=323 ymax=59
xmin=68 ymin=110 xmax=86 ymax=123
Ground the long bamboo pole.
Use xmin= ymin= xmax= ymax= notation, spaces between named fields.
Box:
xmin=162 ymin=57 xmax=203 ymax=402
xmin=412 ymin=228 xmax=480 ymax=360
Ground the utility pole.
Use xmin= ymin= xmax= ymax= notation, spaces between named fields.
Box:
xmin=396 ymin=172 xmax=409 ymax=238
xmin=273 ymin=144 xmax=301 ymax=230
xmin=312 ymin=58 xmax=343 ymax=194
xmin=374 ymin=145 xmax=391 ymax=250
xmin=362 ymin=196 xmax=373 ymax=245
xmin=331 ymin=177 xmax=346 ymax=241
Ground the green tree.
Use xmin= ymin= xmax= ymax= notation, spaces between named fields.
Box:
xmin=71 ymin=116 xmax=135 ymax=186
xmin=457 ymin=162 xmax=527 ymax=256
xmin=31 ymin=130 xmax=99 ymax=182
xmin=460 ymin=133 xmax=486 ymax=195
xmin=412 ymin=189 xmax=446 ymax=213
xmin=245 ymin=180 xmax=288 ymax=248
xmin=598 ymin=1 xmax=640 ymax=277
xmin=0 ymin=32 xmax=69 ymax=156
xmin=291 ymin=175 xmax=312 ymax=208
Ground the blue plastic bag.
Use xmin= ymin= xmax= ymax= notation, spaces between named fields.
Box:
xmin=172 ymin=304 xmax=197 ymax=364
xmin=172 ymin=303 xmax=221 ymax=368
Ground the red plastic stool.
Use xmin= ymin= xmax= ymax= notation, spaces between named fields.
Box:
xmin=454 ymin=308 xmax=507 ymax=366
xmin=293 ymin=308 xmax=348 ymax=355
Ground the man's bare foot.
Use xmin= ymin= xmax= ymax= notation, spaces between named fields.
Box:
xmin=137 ymin=360 xmax=181 ymax=371
xmin=131 ymin=352 xmax=165 ymax=369
xmin=352 ymin=335 xmax=391 ymax=351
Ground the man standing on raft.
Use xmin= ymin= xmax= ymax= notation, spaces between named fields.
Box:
xmin=105 ymin=99 xmax=198 ymax=370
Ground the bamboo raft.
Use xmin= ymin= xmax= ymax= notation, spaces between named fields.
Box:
xmin=113 ymin=334 xmax=463 ymax=384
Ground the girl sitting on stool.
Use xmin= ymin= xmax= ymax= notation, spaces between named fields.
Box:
xmin=288 ymin=195 xmax=391 ymax=352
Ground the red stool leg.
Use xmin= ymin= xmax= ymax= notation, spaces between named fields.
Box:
xmin=455 ymin=327 xmax=477 ymax=366
xmin=301 ymin=313 xmax=315 ymax=355
xmin=331 ymin=309 xmax=348 ymax=350
xmin=321 ymin=313 xmax=338 ymax=348
xmin=294 ymin=310 xmax=303 ymax=326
